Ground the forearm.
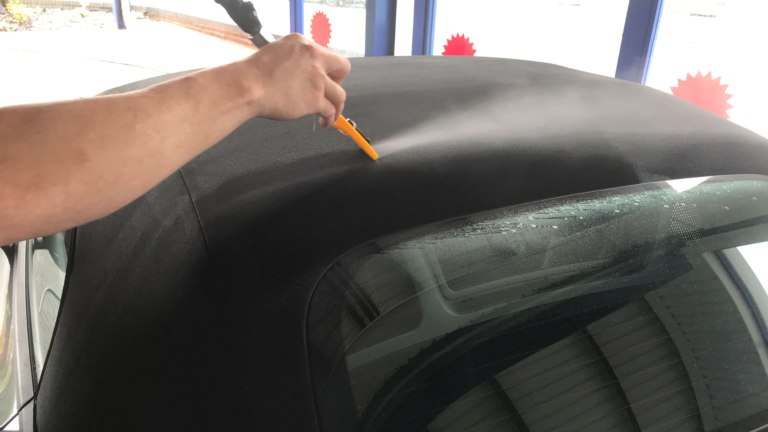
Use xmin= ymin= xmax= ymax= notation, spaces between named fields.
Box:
xmin=0 ymin=33 xmax=350 ymax=245
xmin=0 ymin=59 xmax=258 ymax=244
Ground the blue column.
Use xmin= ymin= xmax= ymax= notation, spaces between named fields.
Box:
xmin=112 ymin=0 xmax=126 ymax=29
xmin=290 ymin=0 xmax=304 ymax=34
xmin=411 ymin=0 xmax=436 ymax=55
xmin=615 ymin=0 xmax=664 ymax=83
xmin=365 ymin=0 xmax=397 ymax=56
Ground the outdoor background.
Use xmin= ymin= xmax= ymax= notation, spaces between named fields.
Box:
xmin=1 ymin=0 xmax=766 ymax=138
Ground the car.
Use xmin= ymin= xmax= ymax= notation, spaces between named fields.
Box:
xmin=2 ymin=56 xmax=768 ymax=431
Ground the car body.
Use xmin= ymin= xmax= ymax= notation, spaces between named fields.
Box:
xmin=3 ymin=56 xmax=768 ymax=431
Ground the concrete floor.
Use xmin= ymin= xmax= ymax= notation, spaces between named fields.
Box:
xmin=0 ymin=18 xmax=255 ymax=107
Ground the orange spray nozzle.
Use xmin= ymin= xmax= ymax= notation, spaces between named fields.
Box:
xmin=333 ymin=116 xmax=379 ymax=161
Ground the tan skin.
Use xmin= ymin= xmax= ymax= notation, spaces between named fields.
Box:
xmin=0 ymin=34 xmax=351 ymax=245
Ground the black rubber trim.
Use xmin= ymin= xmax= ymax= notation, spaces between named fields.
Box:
xmin=33 ymin=227 xmax=78 ymax=432
xmin=23 ymin=240 xmax=38 ymax=390
xmin=178 ymin=169 xmax=212 ymax=260
xmin=715 ymin=250 xmax=768 ymax=348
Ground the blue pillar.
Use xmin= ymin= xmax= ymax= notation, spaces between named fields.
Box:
xmin=411 ymin=0 xmax=436 ymax=55
xmin=615 ymin=0 xmax=664 ymax=83
xmin=365 ymin=0 xmax=397 ymax=56
xmin=290 ymin=0 xmax=304 ymax=34
xmin=112 ymin=0 xmax=126 ymax=29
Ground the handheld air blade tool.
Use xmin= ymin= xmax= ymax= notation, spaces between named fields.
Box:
xmin=215 ymin=0 xmax=272 ymax=47
xmin=333 ymin=116 xmax=378 ymax=160
xmin=216 ymin=0 xmax=377 ymax=160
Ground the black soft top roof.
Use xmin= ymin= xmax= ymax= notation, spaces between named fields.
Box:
xmin=37 ymin=57 xmax=768 ymax=431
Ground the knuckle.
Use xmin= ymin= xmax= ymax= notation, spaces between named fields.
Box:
xmin=301 ymin=42 xmax=319 ymax=59
xmin=286 ymin=32 xmax=304 ymax=42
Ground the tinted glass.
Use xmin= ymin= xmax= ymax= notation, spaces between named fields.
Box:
xmin=309 ymin=175 xmax=768 ymax=432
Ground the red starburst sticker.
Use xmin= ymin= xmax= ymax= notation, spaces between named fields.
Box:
xmin=671 ymin=71 xmax=733 ymax=119
xmin=311 ymin=11 xmax=332 ymax=48
xmin=442 ymin=33 xmax=476 ymax=56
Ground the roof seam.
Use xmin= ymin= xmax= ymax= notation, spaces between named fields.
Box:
xmin=177 ymin=169 xmax=212 ymax=260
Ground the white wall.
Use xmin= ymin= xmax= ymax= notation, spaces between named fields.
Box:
xmin=432 ymin=0 xmax=629 ymax=77
xmin=130 ymin=0 xmax=291 ymax=36
xmin=647 ymin=0 xmax=768 ymax=138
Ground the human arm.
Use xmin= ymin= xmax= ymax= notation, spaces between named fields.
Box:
xmin=0 ymin=34 xmax=350 ymax=245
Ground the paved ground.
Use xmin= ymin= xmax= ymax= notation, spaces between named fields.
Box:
xmin=0 ymin=17 xmax=255 ymax=107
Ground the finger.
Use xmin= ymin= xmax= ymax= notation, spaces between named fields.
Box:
xmin=319 ymin=99 xmax=336 ymax=128
xmin=324 ymin=77 xmax=346 ymax=124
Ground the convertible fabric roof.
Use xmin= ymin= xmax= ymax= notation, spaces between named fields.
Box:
xmin=36 ymin=57 xmax=768 ymax=431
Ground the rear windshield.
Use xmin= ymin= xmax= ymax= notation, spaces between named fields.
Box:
xmin=308 ymin=175 xmax=768 ymax=432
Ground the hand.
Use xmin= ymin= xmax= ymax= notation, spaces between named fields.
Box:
xmin=243 ymin=33 xmax=351 ymax=127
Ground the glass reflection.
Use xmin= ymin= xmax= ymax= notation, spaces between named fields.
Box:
xmin=309 ymin=176 xmax=768 ymax=432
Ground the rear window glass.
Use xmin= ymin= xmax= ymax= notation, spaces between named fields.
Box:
xmin=308 ymin=175 xmax=768 ymax=432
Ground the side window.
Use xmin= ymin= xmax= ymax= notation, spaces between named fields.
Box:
xmin=0 ymin=248 xmax=17 ymax=429
xmin=308 ymin=176 xmax=768 ymax=432
xmin=27 ymin=232 xmax=69 ymax=381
